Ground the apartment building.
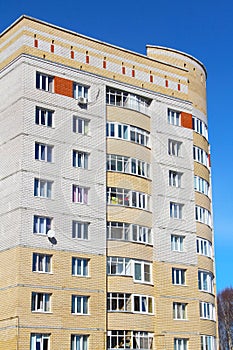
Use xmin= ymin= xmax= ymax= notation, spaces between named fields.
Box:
xmin=0 ymin=15 xmax=217 ymax=350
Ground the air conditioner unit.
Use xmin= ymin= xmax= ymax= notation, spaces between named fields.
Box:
xmin=78 ymin=96 xmax=88 ymax=104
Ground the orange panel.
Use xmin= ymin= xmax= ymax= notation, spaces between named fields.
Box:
xmin=181 ymin=112 xmax=192 ymax=129
xmin=54 ymin=76 xmax=73 ymax=98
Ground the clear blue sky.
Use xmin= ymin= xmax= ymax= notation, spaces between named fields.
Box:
xmin=1 ymin=0 xmax=232 ymax=292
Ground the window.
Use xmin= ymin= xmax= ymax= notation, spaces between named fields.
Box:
xmin=107 ymin=222 xmax=152 ymax=245
xmin=174 ymin=338 xmax=188 ymax=350
xmin=201 ymin=335 xmax=216 ymax=350
xmin=172 ymin=268 xmax=186 ymax=285
xmin=31 ymin=292 xmax=51 ymax=312
xmin=72 ymin=257 xmax=89 ymax=276
xmin=200 ymin=302 xmax=215 ymax=320
xmin=107 ymin=330 xmax=153 ymax=350
xmin=33 ymin=216 xmax=51 ymax=235
xmin=194 ymin=176 xmax=209 ymax=196
xmin=106 ymin=87 xmax=151 ymax=114
xmin=35 ymin=106 xmax=53 ymax=127
xmin=34 ymin=178 xmax=52 ymax=198
xmin=169 ymin=171 xmax=182 ymax=187
xmin=107 ymin=187 xmax=150 ymax=211
xmin=107 ymin=293 xmax=131 ymax=312
xmin=71 ymin=335 xmax=88 ymax=350
xmin=168 ymin=139 xmax=182 ymax=156
xmin=170 ymin=202 xmax=183 ymax=219
xmin=134 ymin=261 xmax=152 ymax=283
xmin=107 ymin=154 xmax=150 ymax=179
xmin=195 ymin=206 xmax=211 ymax=226
xmin=35 ymin=142 xmax=53 ymax=162
xmin=171 ymin=235 xmax=184 ymax=252
xmin=106 ymin=122 xmax=150 ymax=147
xmin=73 ymin=116 xmax=89 ymax=135
xmin=133 ymin=295 xmax=154 ymax=314
xmin=107 ymin=222 xmax=130 ymax=240
xmin=132 ymin=224 xmax=152 ymax=244
xmin=193 ymin=146 xmax=208 ymax=167
xmin=198 ymin=270 xmax=214 ymax=293
xmin=72 ymin=295 xmax=89 ymax=314
xmin=72 ymin=221 xmax=89 ymax=239
xmin=168 ymin=109 xmax=180 ymax=126
xmin=73 ymin=150 xmax=89 ymax=169
xmin=72 ymin=185 xmax=88 ymax=204
xmin=192 ymin=116 xmax=208 ymax=140
xmin=32 ymin=253 xmax=51 ymax=273
xmin=107 ymin=257 xmax=131 ymax=276
xmin=73 ymin=83 xmax=89 ymax=100
xmin=196 ymin=238 xmax=212 ymax=258
xmin=173 ymin=302 xmax=187 ymax=319
xmin=36 ymin=72 xmax=53 ymax=92
xmin=30 ymin=333 xmax=50 ymax=350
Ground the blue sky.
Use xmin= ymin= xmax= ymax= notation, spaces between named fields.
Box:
xmin=1 ymin=0 xmax=232 ymax=292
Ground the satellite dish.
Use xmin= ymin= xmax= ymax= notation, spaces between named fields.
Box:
xmin=47 ymin=230 xmax=55 ymax=238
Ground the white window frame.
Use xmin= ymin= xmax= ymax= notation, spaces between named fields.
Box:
xmin=36 ymin=72 xmax=53 ymax=92
xmin=134 ymin=260 xmax=152 ymax=284
xmin=73 ymin=116 xmax=89 ymax=135
xmin=30 ymin=333 xmax=50 ymax=350
xmin=172 ymin=268 xmax=186 ymax=285
xmin=106 ymin=122 xmax=150 ymax=147
xmin=71 ymin=335 xmax=88 ymax=350
xmin=35 ymin=106 xmax=53 ymax=127
xmin=107 ymin=154 xmax=150 ymax=179
xmin=71 ymin=295 xmax=89 ymax=315
xmin=107 ymin=222 xmax=152 ymax=245
xmin=35 ymin=142 xmax=53 ymax=162
xmin=107 ymin=330 xmax=153 ymax=350
xmin=73 ymin=83 xmax=89 ymax=100
xmin=196 ymin=237 xmax=212 ymax=258
xmin=171 ymin=235 xmax=184 ymax=252
xmin=32 ymin=253 xmax=52 ymax=273
xmin=200 ymin=302 xmax=216 ymax=321
xmin=72 ymin=185 xmax=88 ymax=204
xmin=168 ymin=139 xmax=182 ymax=156
xmin=174 ymin=338 xmax=188 ymax=350
xmin=195 ymin=206 xmax=211 ymax=226
xmin=201 ymin=335 xmax=216 ymax=350
xmin=169 ymin=171 xmax=182 ymax=187
xmin=173 ymin=302 xmax=187 ymax=320
xmin=192 ymin=116 xmax=208 ymax=140
xmin=107 ymin=257 xmax=131 ymax=276
xmin=107 ymin=187 xmax=150 ymax=211
xmin=132 ymin=294 xmax=154 ymax=314
xmin=168 ymin=109 xmax=180 ymax=126
xmin=106 ymin=87 xmax=151 ymax=114
xmin=107 ymin=292 xmax=131 ymax=312
xmin=31 ymin=292 xmax=51 ymax=313
xmin=194 ymin=176 xmax=209 ymax=196
xmin=72 ymin=221 xmax=89 ymax=239
xmin=34 ymin=178 xmax=52 ymax=198
xmin=33 ymin=216 xmax=52 ymax=235
xmin=72 ymin=257 xmax=89 ymax=276
xmin=198 ymin=270 xmax=214 ymax=293
xmin=193 ymin=146 xmax=208 ymax=167
xmin=73 ymin=150 xmax=89 ymax=169
xmin=170 ymin=202 xmax=183 ymax=219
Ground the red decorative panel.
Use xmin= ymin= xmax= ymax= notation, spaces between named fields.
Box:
xmin=54 ymin=76 xmax=73 ymax=98
xmin=180 ymin=112 xmax=192 ymax=129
